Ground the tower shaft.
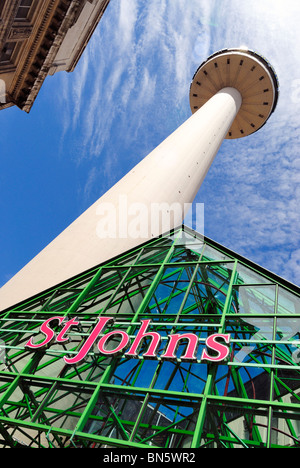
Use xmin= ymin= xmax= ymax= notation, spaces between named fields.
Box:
xmin=0 ymin=87 xmax=241 ymax=311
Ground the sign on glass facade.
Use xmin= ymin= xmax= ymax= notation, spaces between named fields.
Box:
xmin=0 ymin=226 xmax=299 ymax=448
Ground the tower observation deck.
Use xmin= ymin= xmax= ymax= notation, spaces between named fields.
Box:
xmin=190 ymin=48 xmax=279 ymax=139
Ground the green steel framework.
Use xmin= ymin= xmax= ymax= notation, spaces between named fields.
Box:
xmin=0 ymin=225 xmax=299 ymax=448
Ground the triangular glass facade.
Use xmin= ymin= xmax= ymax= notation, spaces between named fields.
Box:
xmin=0 ymin=226 xmax=299 ymax=448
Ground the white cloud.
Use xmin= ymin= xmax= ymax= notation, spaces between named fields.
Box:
xmin=283 ymin=249 xmax=300 ymax=286
xmin=83 ymin=166 xmax=98 ymax=200
xmin=118 ymin=0 xmax=138 ymax=50
xmin=72 ymin=51 xmax=89 ymax=129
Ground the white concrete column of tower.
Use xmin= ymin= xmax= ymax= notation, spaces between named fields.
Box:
xmin=0 ymin=48 xmax=279 ymax=311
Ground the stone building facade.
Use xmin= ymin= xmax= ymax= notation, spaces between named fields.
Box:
xmin=0 ymin=0 xmax=110 ymax=112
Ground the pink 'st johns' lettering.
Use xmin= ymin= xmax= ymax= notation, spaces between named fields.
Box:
xmin=26 ymin=316 xmax=65 ymax=349
xmin=161 ymin=333 xmax=199 ymax=361
xmin=64 ymin=317 xmax=113 ymax=365
xmin=56 ymin=317 xmax=80 ymax=343
xmin=125 ymin=320 xmax=161 ymax=359
xmin=201 ymin=333 xmax=231 ymax=362
xmin=26 ymin=316 xmax=231 ymax=364
xmin=98 ymin=329 xmax=130 ymax=356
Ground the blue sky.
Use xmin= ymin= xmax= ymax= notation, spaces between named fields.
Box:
xmin=0 ymin=0 xmax=299 ymax=290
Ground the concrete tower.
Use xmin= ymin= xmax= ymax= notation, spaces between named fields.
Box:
xmin=0 ymin=48 xmax=279 ymax=311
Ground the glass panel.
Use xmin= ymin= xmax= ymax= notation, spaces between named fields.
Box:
xmin=273 ymin=368 xmax=300 ymax=403
xmin=170 ymin=245 xmax=202 ymax=263
xmin=153 ymin=361 xmax=208 ymax=394
xmin=170 ymin=229 xmax=202 ymax=246
xmin=215 ymin=365 xmax=271 ymax=401
xmin=236 ymin=263 xmax=272 ymax=285
xmin=137 ymin=399 xmax=197 ymax=448
xmin=271 ymin=409 xmax=300 ymax=447
xmin=102 ymin=267 xmax=158 ymax=317
xmin=274 ymin=341 xmax=300 ymax=367
xmin=109 ymin=358 xmax=158 ymax=389
xmin=276 ymin=317 xmax=300 ymax=342
xmin=233 ymin=284 xmax=276 ymax=315
xmin=278 ymin=286 xmax=300 ymax=315
xmin=202 ymin=402 xmax=269 ymax=448
xmin=226 ymin=316 xmax=273 ymax=340
xmin=201 ymin=244 xmax=231 ymax=262
xmin=137 ymin=246 xmax=170 ymax=265
xmin=149 ymin=266 xmax=194 ymax=316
